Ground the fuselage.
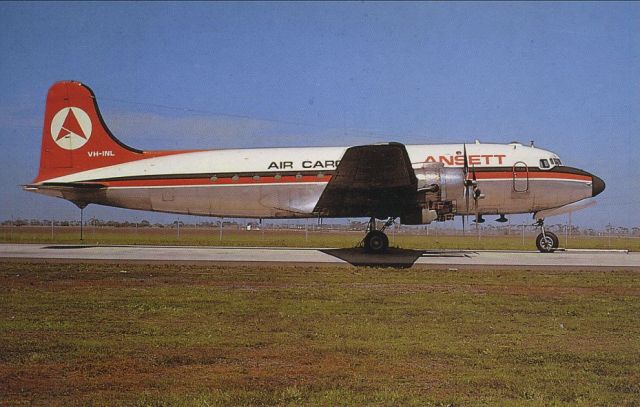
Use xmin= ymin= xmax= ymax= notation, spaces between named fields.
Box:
xmin=32 ymin=141 xmax=603 ymax=220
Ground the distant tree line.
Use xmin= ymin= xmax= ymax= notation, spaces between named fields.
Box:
xmin=1 ymin=218 xmax=639 ymax=236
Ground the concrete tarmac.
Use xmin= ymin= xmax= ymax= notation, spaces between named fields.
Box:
xmin=0 ymin=244 xmax=638 ymax=269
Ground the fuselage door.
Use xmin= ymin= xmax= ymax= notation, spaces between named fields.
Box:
xmin=513 ymin=161 xmax=529 ymax=192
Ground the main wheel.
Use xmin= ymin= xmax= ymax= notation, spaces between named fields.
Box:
xmin=364 ymin=230 xmax=389 ymax=253
xmin=536 ymin=231 xmax=559 ymax=253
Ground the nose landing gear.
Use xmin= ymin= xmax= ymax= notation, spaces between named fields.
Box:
xmin=361 ymin=217 xmax=395 ymax=253
xmin=535 ymin=219 xmax=559 ymax=253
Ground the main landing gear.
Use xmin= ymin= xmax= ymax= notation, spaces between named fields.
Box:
xmin=535 ymin=219 xmax=559 ymax=253
xmin=361 ymin=217 xmax=395 ymax=253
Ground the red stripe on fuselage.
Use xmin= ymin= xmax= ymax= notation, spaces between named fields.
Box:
xmin=102 ymin=174 xmax=333 ymax=187
xmin=473 ymin=171 xmax=591 ymax=182
xmin=89 ymin=170 xmax=591 ymax=188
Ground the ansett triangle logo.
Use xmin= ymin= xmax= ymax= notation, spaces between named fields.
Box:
xmin=50 ymin=107 xmax=92 ymax=150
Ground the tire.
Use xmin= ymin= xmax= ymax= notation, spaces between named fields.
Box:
xmin=536 ymin=231 xmax=559 ymax=253
xmin=364 ymin=230 xmax=389 ymax=253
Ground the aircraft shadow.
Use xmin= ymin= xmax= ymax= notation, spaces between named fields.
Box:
xmin=320 ymin=248 xmax=472 ymax=268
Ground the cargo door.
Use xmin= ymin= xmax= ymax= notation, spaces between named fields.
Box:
xmin=512 ymin=162 xmax=529 ymax=192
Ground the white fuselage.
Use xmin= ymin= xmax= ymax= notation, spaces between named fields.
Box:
xmin=34 ymin=141 xmax=596 ymax=221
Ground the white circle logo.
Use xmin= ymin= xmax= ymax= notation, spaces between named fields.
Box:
xmin=50 ymin=107 xmax=92 ymax=150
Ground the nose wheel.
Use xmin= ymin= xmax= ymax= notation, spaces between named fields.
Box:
xmin=361 ymin=217 xmax=394 ymax=253
xmin=535 ymin=220 xmax=559 ymax=253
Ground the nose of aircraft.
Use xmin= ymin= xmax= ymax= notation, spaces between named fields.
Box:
xmin=592 ymin=174 xmax=605 ymax=197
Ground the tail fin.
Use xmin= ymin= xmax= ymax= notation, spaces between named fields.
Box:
xmin=34 ymin=81 xmax=144 ymax=183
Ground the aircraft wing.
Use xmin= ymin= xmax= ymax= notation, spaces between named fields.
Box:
xmin=313 ymin=142 xmax=418 ymax=218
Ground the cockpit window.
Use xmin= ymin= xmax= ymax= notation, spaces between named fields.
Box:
xmin=540 ymin=159 xmax=550 ymax=169
xmin=552 ymin=158 xmax=562 ymax=166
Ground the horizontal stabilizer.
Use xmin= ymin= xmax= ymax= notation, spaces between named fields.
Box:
xmin=23 ymin=182 xmax=107 ymax=209
xmin=24 ymin=182 xmax=107 ymax=191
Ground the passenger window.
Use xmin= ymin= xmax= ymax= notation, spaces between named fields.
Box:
xmin=540 ymin=159 xmax=550 ymax=169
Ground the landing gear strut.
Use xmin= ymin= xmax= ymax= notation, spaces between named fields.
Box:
xmin=361 ymin=217 xmax=394 ymax=253
xmin=535 ymin=219 xmax=559 ymax=253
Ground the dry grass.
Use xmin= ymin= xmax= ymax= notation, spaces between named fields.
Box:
xmin=1 ymin=262 xmax=639 ymax=406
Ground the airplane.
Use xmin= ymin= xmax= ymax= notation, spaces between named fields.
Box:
xmin=24 ymin=81 xmax=605 ymax=253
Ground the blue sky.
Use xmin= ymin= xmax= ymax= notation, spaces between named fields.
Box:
xmin=0 ymin=2 xmax=638 ymax=228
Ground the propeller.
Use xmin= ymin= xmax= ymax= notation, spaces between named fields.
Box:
xmin=462 ymin=144 xmax=483 ymax=212
xmin=462 ymin=144 xmax=470 ymax=233
xmin=471 ymin=163 xmax=481 ymax=233
xmin=462 ymin=144 xmax=484 ymax=233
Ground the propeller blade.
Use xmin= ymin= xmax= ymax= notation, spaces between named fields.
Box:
xmin=463 ymin=143 xmax=472 ymax=215
xmin=462 ymin=214 xmax=466 ymax=235
xmin=465 ymin=184 xmax=470 ymax=215
xmin=463 ymin=143 xmax=469 ymax=175
xmin=472 ymin=162 xmax=478 ymax=209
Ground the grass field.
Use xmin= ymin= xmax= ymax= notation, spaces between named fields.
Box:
xmin=1 ymin=262 xmax=639 ymax=406
xmin=1 ymin=226 xmax=639 ymax=251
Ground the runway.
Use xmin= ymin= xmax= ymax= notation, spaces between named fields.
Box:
xmin=0 ymin=243 xmax=638 ymax=269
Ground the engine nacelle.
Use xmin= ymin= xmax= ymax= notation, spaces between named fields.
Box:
xmin=416 ymin=162 xmax=465 ymax=202
xmin=401 ymin=163 xmax=466 ymax=224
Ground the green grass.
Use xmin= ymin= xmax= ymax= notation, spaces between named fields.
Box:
xmin=1 ymin=226 xmax=639 ymax=251
xmin=1 ymin=262 xmax=639 ymax=405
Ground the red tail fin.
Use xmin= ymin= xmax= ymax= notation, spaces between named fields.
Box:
xmin=34 ymin=81 xmax=144 ymax=183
